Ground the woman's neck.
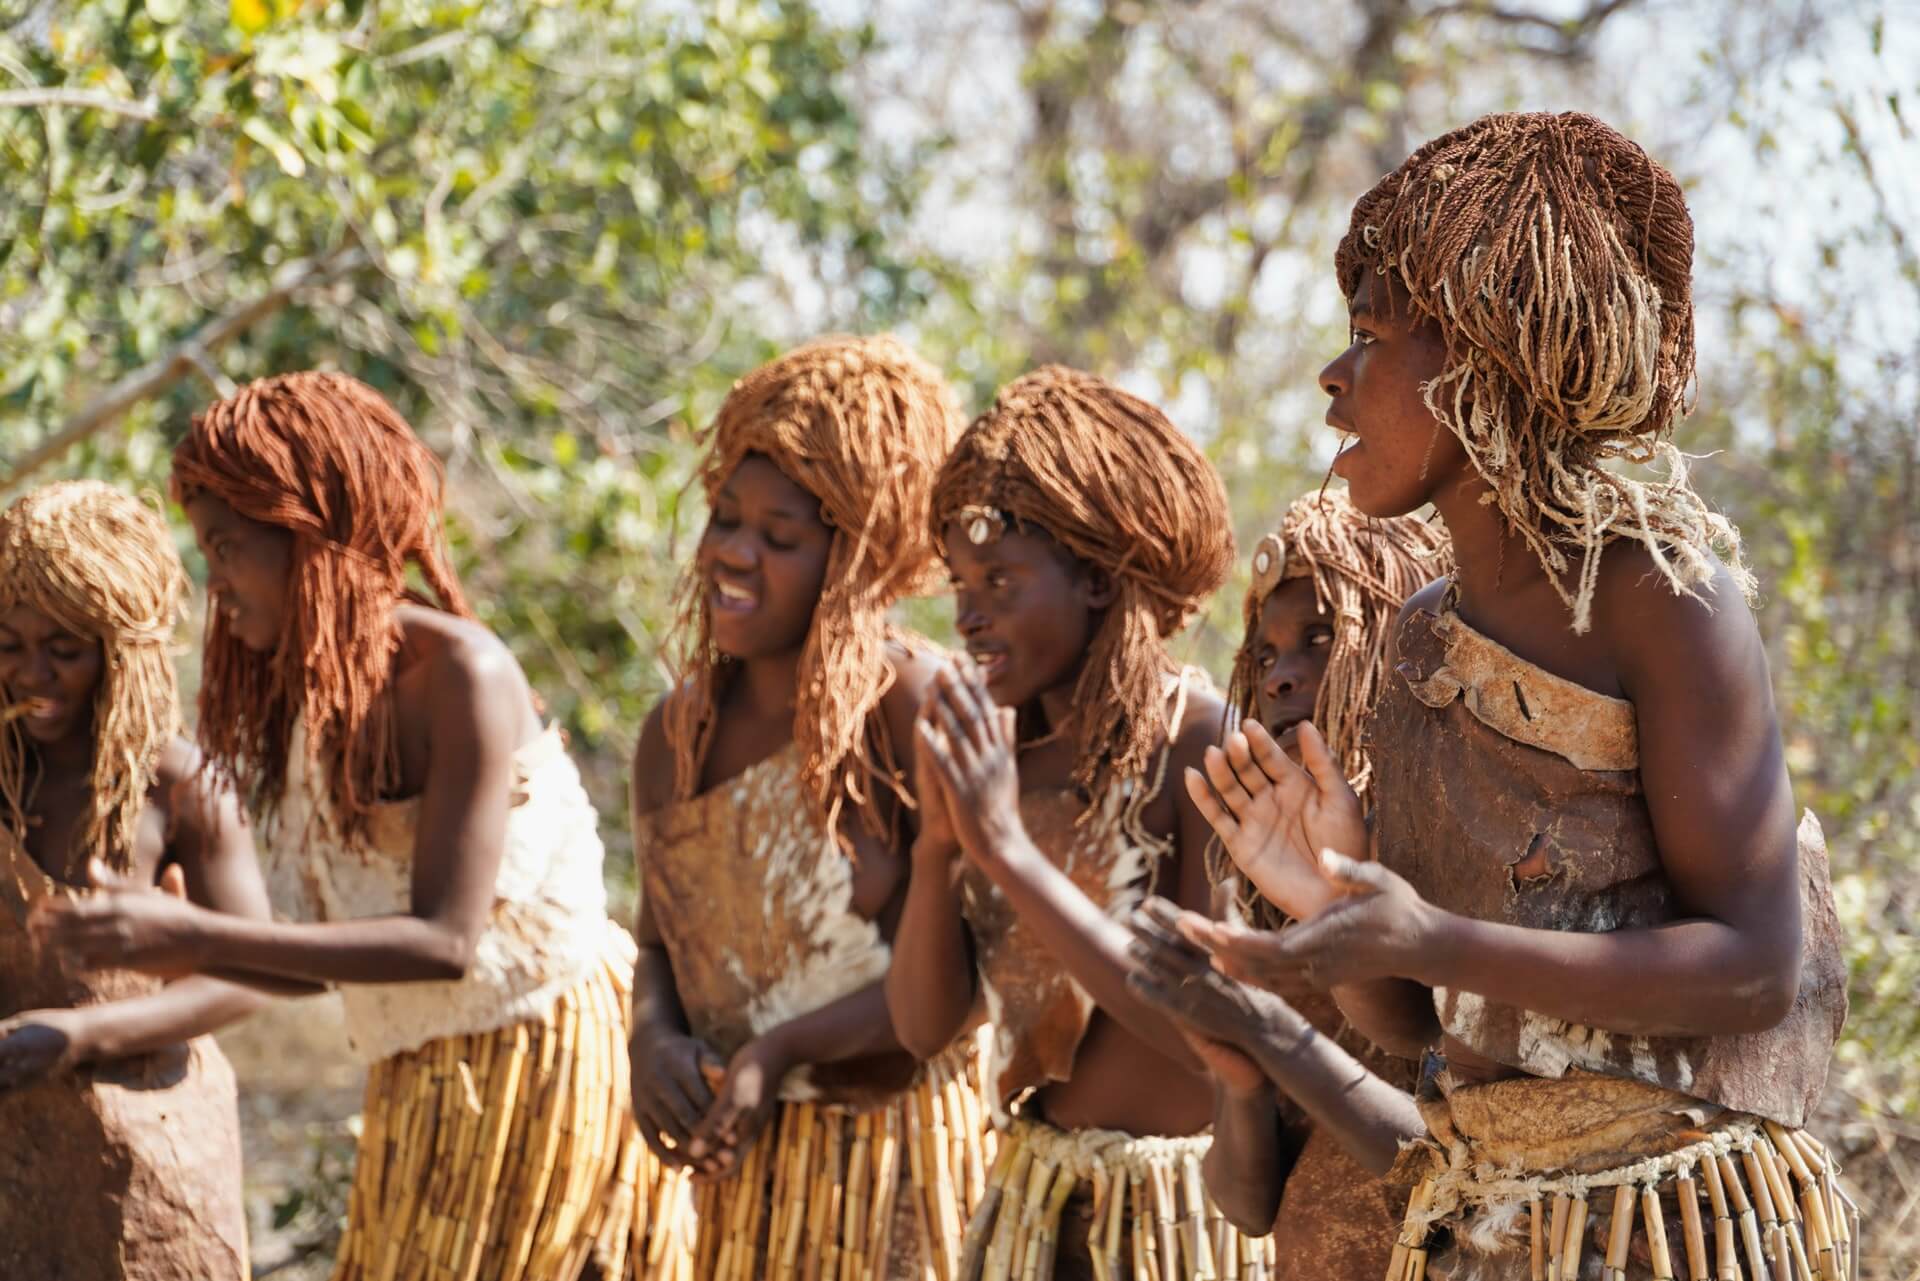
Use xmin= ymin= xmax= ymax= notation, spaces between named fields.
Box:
xmin=730 ymin=648 xmax=803 ymax=724
xmin=1428 ymin=472 xmax=1547 ymax=616
xmin=33 ymin=725 xmax=94 ymax=775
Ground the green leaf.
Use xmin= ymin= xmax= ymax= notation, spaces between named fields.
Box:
xmin=240 ymin=117 xmax=306 ymax=177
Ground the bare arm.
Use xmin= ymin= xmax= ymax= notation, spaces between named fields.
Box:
xmin=39 ymin=643 xmax=535 ymax=985
xmin=884 ymin=699 xmax=978 ymax=1058
xmin=2 ymin=747 xmax=277 ymax=1088
xmin=1221 ymin=565 xmax=1804 ymax=1039
xmin=1128 ymin=901 xmax=1422 ymax=1183
xmin=921 ymin=663 xmax=1214 ymax=1070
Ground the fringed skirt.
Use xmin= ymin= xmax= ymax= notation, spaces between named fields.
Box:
xmin=688 ymin=1034 xmax=995 ymax=1281
xmin=959 ymin=1115 xmax=1276 ymax=1281
xmin=330 ymin=943 xmax=694 ymax=1281
xmin=1386 ymin=1071 xmax=1856 ymax=1281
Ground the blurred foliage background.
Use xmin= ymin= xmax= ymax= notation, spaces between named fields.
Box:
xmin=2 ymin=0 xmax=1914 ymax=1273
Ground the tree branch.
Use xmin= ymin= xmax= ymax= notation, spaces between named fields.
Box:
xmin=2 ymin=248 xmax=368 ymax=492
xmin=0 ymin=88 xmax=157 ymax=120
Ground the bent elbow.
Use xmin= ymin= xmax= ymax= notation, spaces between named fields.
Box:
xmin=1740 ymin=958 xmax=1801 ymax=1033
xmin=895 ymin=1013 xmax=964 ymax=1063
xmin=1218 ymin=1196 xmax=1281 ymax=1239
xmin=424 ymin=930 xmax=479 ymax=982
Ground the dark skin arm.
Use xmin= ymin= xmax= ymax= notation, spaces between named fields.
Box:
xmin=1199 ymin=563 xmax=1804 ymax=1039
xmin=1128 ymin=899 xmax=1423 ymax=1188
xmin=36 ymin=642 xmax=534 ymax=985
xmin=883 ymin=686 xmax=977 ymax=1061
xmin=918 ymin=661 xmax=1217 ymax=1072
xmin=1182 ymin=711 xmax=1440 ymax=1057
xmin=0 ymin=745 xmax=275 ymax=1090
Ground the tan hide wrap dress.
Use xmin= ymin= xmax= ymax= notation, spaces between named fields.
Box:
xmin=1367 ymin=602 xmax=1853 ymax=1281
xmin=956 ymin=774 xmax=1277 ymax=1280
xmin=0 ymin=828 xmax=248 ymax=1281
xmin=635 ymin=742 xmax=994 ymax=1281
xmin=1268 ymin=980 xmax=1421 ymax=1281
xmin=266 ymin=720 xmax=676 ymax=1281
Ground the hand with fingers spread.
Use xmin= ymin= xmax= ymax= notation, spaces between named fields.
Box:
xmin=1177 ymin=852 xmax=1442 ymax=993
xmin=1183 ymin=720 xmax=1366 ymax=923
xmin=629 ymin=1020 xmax=728 ymax=1167
xmin=1123 ymin=898 xmax=1313 ymax=1095
xmin=909 ymin=693 xmax=964 ymax=888
xmin=914 ymin=659 xmax=1024 ymax=870
xmin=0 ymin=1008 xmax=83 ymax=1093
xmin=685 ymin=1031 xmax=795 ymax=1179
xmin=28 ymin=858 xmax=208 ymax=980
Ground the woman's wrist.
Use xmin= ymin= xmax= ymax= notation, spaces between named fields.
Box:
xmin=1214 ymin=1072 xmax=1274 ymax=1108
xmin=1246 ymin=1002 xmax=1318 ymax=1076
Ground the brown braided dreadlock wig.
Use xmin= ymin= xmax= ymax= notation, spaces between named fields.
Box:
xmin=1335 ymin=111 xmax=1749 ymax=631
xmin=1226 ymin=487 xmax=1451 ymax=807
xmin=930 ymin=366 xmax=1234 ymax=792
xmin=665 ymin=334 xmax=964 ymax=844
xmin=172 ymin=371 xmax=472 ymax=837
xmin=0 ymin=482 xmax=188 ymax=874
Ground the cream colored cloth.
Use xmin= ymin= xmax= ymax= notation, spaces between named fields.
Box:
xmin=261 ymin=718 xmax=617 ymax=1063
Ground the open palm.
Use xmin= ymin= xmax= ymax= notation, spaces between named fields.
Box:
xmin=1183 ymin=721 xmax=1365 ymax=922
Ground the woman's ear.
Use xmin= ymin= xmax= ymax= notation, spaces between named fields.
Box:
xmin=1082 ymin=565 xmax=1118 ymax=611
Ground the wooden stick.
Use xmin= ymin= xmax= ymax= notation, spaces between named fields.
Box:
xmin=1676 ymin=1174 xmax=1710 ymax=1281
xmin=983 ymin=1139 xmax=1033 ymax=1281
xmin=1529 ymin=1195 xmax=1547 ymax=1281
xmin=1604 ymin=1183 xmax=1637 ymax=1279
xmin=1150 ymin=1159 xmax=1181 ymax=1278
xmin=869 ymin=1105 xmax=903 ymax=1281
xmin=1700 ymin=1155 xmax=1739 ymax=1281
xmin=1182 ymin=1152 xmax=1217 ymax=1280
xmin=1744 ymin=1147 xmax=1787 ymax=1270
xmin=1029 ymin=1162 xmax=1076 ymax=1281
xmin=1799 ymin=1184 xmax=1839 ymax=1281
xmin=1644 ymin=1182 xmax=1677 ymax=1281
xmin=1718 ymin=1152 xmax=1771 ymax=1281
xmin=1009 ymin=1155 xmax=1056 ymax=1278
xmin=1389 ymin=1180 xmax=1436 ymax=1281
xmin=1765 ymin=1123 xmax=1815 ymax=1186
xmin=1101 ymin=1153 xmax=1127 ymax=1281
xmin=1546 ymin=1192 xmax=1570 ymax=1281
xmin=961 ymin=1134 xmax=1020 ymax=1281
xmin=1559 ymin=1192 xmax=1589 ymax=1281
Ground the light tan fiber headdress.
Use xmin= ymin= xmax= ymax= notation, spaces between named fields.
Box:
xmin=1227 ymin=487 xmax=1451 ymax=807
xmin=0 ymin=481 xmax=188 ymax=873
xmin=929 ymin=365 xmax=1234 ymax=792
xmin=1335 ymin=111 xmax=1749 ymax=631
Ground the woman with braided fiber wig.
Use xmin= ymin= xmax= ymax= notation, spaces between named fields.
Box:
xmin=39 ymin=373 xmax=672 ymax=1280
xmin=889 ymin=366 xmax=1284 ymax=1278
xmin=1128 ymin=487 xmax=1451 ymax=1281
xmin=629 ymin=334 xmax=992 ymax=1279
xmin=1154 ymin=113 xmax=1848 ymax=1279
xmin=2 ymin=481 xmax=260 ymax=1279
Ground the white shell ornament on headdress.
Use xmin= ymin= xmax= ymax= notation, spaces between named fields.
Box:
xmin=1251 ymin=532 xmax=1288 ymax=598
xmin=956 ymin=504 xmax=1007 ymax=547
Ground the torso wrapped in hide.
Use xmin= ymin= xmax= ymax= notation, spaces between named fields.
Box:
xmin=961 ymin=779 xmax=1163 ymax=1125
xmin=1366 ymin=601 xmax=1847 ymax=1127
xmin=634 ymin=742 xmax=915 ymax=1104
xmin=0 ymin=829 xmax=248 ymax=1280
